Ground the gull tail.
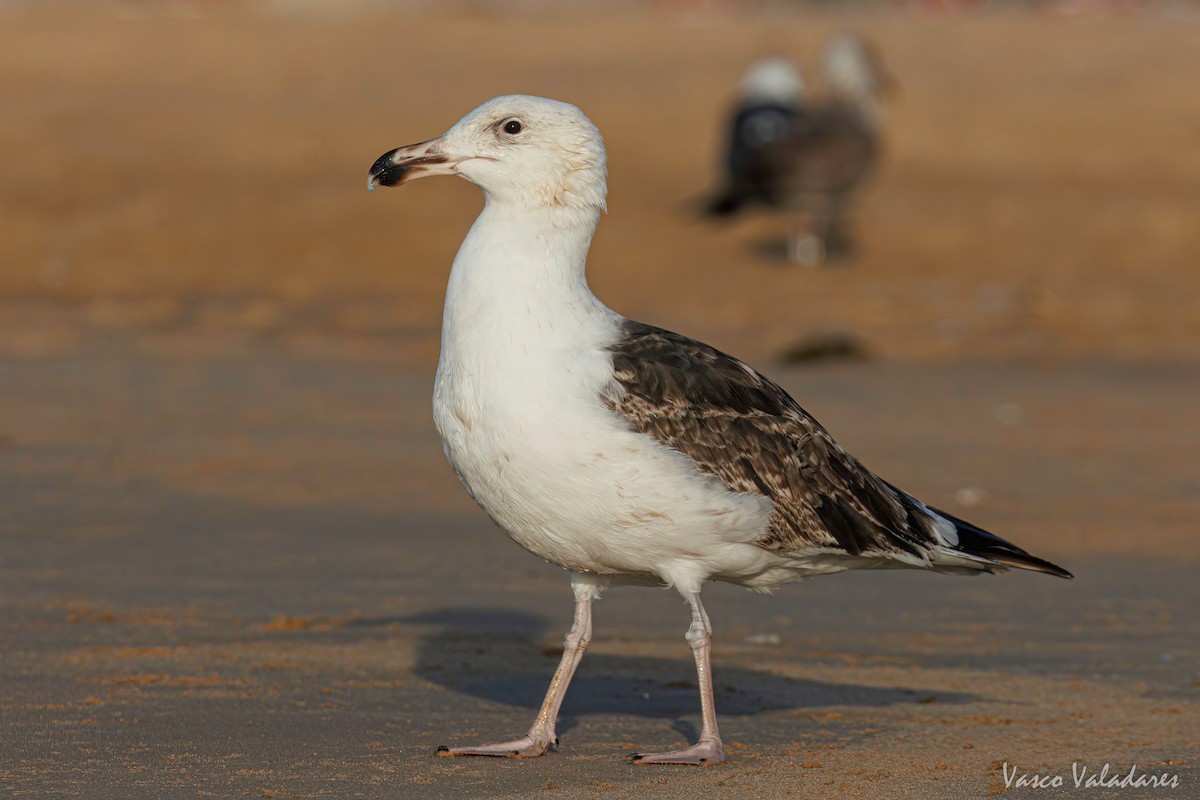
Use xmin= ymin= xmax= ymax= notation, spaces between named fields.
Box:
xmin=932 ymin=506 xmax=1074 ymax=579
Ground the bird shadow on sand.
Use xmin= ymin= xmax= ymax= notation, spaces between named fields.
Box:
xmin=375 ymin=607 xmax=975 ymax=740
xmin=751 ymin=236 xmax=796 ymax=264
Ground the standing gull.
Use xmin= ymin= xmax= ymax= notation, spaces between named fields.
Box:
xmin=368 ymin=95 xmax=1071 ymax=765
xmin=707 ymin=38 xmax=891 ymax=265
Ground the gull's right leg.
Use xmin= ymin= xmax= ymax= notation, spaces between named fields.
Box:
xmin=628 ymin=592 xmax=725 ymax=765
xmin=436 ymin=574 xmax=604 ymax=758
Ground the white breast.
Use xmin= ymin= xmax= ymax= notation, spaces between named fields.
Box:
xmin=430 ymin=204 xmax=773 ymax=593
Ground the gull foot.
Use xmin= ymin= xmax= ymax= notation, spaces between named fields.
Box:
xmin=627 ymin=737 xmax=724 ymax=765
xmin=435 ymin=734 xmax=555 ymax=759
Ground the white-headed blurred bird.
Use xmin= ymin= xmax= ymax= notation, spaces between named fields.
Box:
xmin=707 ymin=36 xmax=892 ymax=266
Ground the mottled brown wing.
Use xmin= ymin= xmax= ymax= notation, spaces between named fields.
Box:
xmin=771 ymin=102 xmax=879 ymax=199
xmin=605 ymin=322 xmax=937 ymax=560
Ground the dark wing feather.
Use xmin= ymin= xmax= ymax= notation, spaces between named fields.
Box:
xmin=707 ymin=101 xmax=804 ymax=216
xmin=605 ymin=321 xmax=939 ymax=560
xmin=708 ymin=100 xmax=879 ymax=216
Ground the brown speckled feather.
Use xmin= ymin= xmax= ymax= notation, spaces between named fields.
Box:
xmin=769 ymin=101 xmax=878 ymax=201
xmin=605 ymin=321 xmax=939 ymax=561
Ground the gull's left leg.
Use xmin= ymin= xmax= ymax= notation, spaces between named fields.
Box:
xmin=629 ymin=592 xmax=725 ymax=765
xmin=822 ymin=198 xmax=856 ymax=262
xmin=437 ymin=574 xmax=604 ymax=758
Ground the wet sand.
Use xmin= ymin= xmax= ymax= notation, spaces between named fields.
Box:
xmin=2 ymin=336 xmax=1197 ymax=798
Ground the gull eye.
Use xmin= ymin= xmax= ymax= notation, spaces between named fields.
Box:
xmin=503 ymin=119 xmax=523 ymax=135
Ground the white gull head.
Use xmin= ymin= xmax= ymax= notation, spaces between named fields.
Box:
xmin=368 ymin=95 xmax=607 ymax=216
xmin=738 ymin=57 xmax=806 ymax=107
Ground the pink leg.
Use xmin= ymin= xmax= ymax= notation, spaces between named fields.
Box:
xmin=629 ymin=592 xmax=725 ymax=765
xmin=436 ymin=576 xmax=602 ymax=758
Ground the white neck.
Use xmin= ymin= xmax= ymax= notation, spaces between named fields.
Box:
xmin=439 ymin=198 xmax=614 ymax=371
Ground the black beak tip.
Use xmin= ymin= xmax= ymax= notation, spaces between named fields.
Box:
xmin=368 ymin=148 xmax=408 ymax=189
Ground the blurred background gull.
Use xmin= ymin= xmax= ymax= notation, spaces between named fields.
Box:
xmin=705 ymin=35 xmax=892 ymax=266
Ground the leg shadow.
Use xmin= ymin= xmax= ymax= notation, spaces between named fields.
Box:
xmin=396 ymin=607 xmax=975 ymax=738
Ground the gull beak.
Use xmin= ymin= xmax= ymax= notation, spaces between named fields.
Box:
xmin=367 ymin=139 xmax=457 ymax=190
